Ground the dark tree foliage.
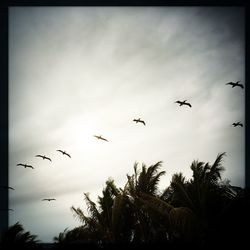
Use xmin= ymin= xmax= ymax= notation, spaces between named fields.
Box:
xmin=53 ymin=153 xmax=249 ymax=249
xmin=0 ymin=222 xmax=42 ymax=250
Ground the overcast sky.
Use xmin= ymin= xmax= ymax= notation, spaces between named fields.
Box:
xmin=9 ymin=7 xmax=245 ymax=242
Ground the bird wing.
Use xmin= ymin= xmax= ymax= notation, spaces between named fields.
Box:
xmin=176 ymin=101 xmax=184 ymax=105
xmin=226 ymin=82 xmax=233 ymax=85
xmin=36 ymin=155 xmax=43 ymax=158
xmin=141 ymin=120 xmax=146 ymax=125
xmin=17 ymin=163 xmax=24 ymax=166
xmin=27 ymin=165 xmax=34 ymax=169
xmin=65 ymin=152 xmax=71 ymax=158
xmin=187 ymin=103 xmax=192 ymax=107
xmin=9 ymin=187 xmax=15 ymax=190
xmin=94 ymin=135 xmax=99 ymax=139
xmin=57 ymin=150 xmax=63 ymax=154
xmin=45 ymin=157 xmax=52 ymax=162
xmin=42 ymin=199 xmax=48 ymax=201
xmin=238 ymin=84 xmax=244 ymax=89
xmin=101 ymin=137 xmax=108 ymax=142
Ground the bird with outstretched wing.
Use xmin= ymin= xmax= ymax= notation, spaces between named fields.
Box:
xmin=232 ymin=122 xmax=243 ymax=127
xmin=57 ymin=150 xmax=71 ymax=158
xmin=133 ymin=118 xmax=146 ymax=126
xmin=94 ymin=135 xmax=109 ymax=142
xmin=17 ymin=163 xmax=34 ymax=169
xmin=175 ymin=100 xmax=192 ymax=108
xmin=42 ymin=198 xmax=56 ymax=201
xmin=36 ymin=155 xmax=52 ymax=162
xmin=226 ymin=81 xmax=244 ymax=89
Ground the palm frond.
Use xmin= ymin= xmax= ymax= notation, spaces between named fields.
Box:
xmin=138 ymin=192 xmax=173 ymax=217
xmin=111 ymin=194 xmax=127 ymax=236
xmin=209 ymin=152 xmax=226 ymax=181
xmin=170 ymin=173 xmax=195 ymax=210
xmin=84 ymin=193 xmax=101 ymax=221
xmin=71 ymin=206 xmax=91 ymax=225
xmin=169 ymin=207 xmax=198 ymax=241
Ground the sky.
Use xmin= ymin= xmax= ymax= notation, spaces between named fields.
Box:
xmin=9 ymin=7 xmax=245 ymax=243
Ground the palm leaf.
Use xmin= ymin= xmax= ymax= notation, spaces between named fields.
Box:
xmin=208 ymin=152 xmax=226 ymax=181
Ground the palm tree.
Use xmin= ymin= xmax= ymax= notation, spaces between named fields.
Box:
xmin=70 ymin=162 xmax=167 ymax=244
xmin=66 ymin=155 xmax=242 ymax=247
xmin=137 ymin=192 xmax=198 ymax=244
xmin=124 ymin=161 xmax=169 ymax=242
xmin=71 ymin=193 xmax=104 ymax=245
xmin=71 ymin=178 xmax=131 ymax=245
xmin=126 ymin=161 xmax=165 ymax=196
xmin=53 ymin=226 xmax=96 ymax=244
xmin=162 ymin=153 xmax=238 ymax=246
xmin=124 ymin=162 xmax=199 ymax=244
xmin=0 ymin=222 xmax=41 ymax=249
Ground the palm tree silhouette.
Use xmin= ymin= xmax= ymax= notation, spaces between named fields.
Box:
xmin=71 ymin=179 xmax=125 ymax=245
xmin=0 ymin=222 xmax=41 ymax=249
xmin=56 ymin=154 xmax=246 ymax=247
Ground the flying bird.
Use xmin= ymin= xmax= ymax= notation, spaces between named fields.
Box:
xmin=133 ymin=118 xmax=146 ymax=126
xmin=94 ymin=135 xmax=109 ymax=142
xmin=225 ymin=81 xmax=244 ymax=89
xmin=42 ymin=198 xmax=56 ymax=201
xmin=232 ymin=122 xmax=243 ymax=127
xmin=57 ymin=150 xmax=71 ymax=158
xmin=175 ymin=100 xmax=192 ymax=108
xmin=36 ymin=155 xmax=52 ymax=162
xmin=0 ymin=186 xmax=15 ymax=190
xmin=17 ymin=163 xmax=34 ymax=169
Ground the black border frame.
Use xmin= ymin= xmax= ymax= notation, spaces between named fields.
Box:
xmin=1 ymin=0 xmax=248 ymax=245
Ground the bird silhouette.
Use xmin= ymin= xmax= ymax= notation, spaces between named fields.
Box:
xmin=175 ymin=100 xmax=192 ymax=108
xmin=94 ymin=135 xmax=109 ymax=142
xmin=133 ymin=118 xmax=146 ymax=126
xmin=232 ymin=122 xmax=243 ymax=127
xmin=36 ymin=155 xmax=52 ymax=162
xmin=57 ymin=150 xmax=71 ymax=158
xmin=42 ymin=198 xmax=56 ymax=201
xmin=0 ymin=186 xmax=15 ymax=190
xmin=226 ymin=81 xmax=244 ymax=89
xmin=17 ymin=163 xmax=34 ymax=169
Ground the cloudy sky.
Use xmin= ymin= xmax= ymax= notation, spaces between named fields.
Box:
xmin=9 ymin=7 xmax=245 ymax=242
